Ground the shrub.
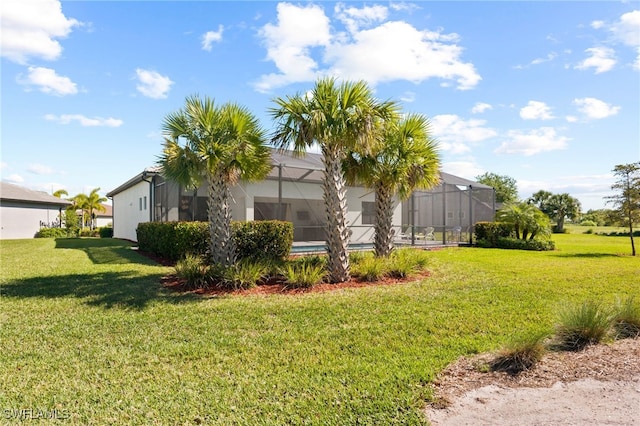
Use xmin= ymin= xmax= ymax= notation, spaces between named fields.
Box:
xmin=175 ymin=254 xmax=212 ymax=290
xmin=387 ymin=249 xmax=424 ymax=279
xmin=583 ymin=228 xmax=594 ymax=234
xmin=218 ymin=260 xmax=269 ymax=290
xmin=490 ymin=332 xmax=549 ymax=374
xmin=233 ymin=221 xmax=293 ymax=262
xmin=280 ymin=263 xmax=326 ymax=289
xmin=474 ymin=222 xmax=513 ymax=244
xmin=353 ymin=256 xmax=387 ymax=282
xmin=64 ymin=209 xmax=80 ymax=237
xmin=477 ymin=237 xmax=555 ymax=251
xmin=136 ymin=222 xmax=209 ymax=261
xmin=612 ymin=297 xmax=640 ymax=339
xmin=98 ymin=226 xmax=113 ymax=238
xmin=580 ymin=220 xmax=597 ymax=227
xmin=35 ymin=227 xmax=68 ymax=238
xmin=555 ymin=301 xmax=612 ymax=350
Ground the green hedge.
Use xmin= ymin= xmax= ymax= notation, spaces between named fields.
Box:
xmin=35 ymin=227 xmax=68 ymax=238
xmin=136 ymin=222 xmax=209 ymax=261
xmin=98 ymin=226 xmax=114 ymax=238
xmin=136 ymin=221 xmax=293 ymax=262
xmin=476 ymin=237 xmax=555 ymax=251
xmin=474 ymin=221 xmax=514 ymax=244
xmin=232 ymin=220 xmax=293 ymax=262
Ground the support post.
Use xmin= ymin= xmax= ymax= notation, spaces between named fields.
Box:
xmin=278 ymin=163 xmax=283 ymax=221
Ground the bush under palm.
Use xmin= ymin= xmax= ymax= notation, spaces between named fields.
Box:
xmin=175 ymin=254 xmax=212 ymax=290
xmin=281 ymin=263 xmax=326 ymax=289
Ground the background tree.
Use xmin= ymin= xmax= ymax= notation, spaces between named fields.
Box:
xmin=160 ymin=95 xmax=271 ymax=267
xmin=529 ymin=191 xmax=581 ymax=232
xmin=343 ymin=113 xmax=441 ymax=258
xmin=271 ymin=77 xmax=399 ymax=282
xmin=475 ymin=172 xmax=518 ymax=204
xmin=606 ymin=162 xmax=640 ymax=256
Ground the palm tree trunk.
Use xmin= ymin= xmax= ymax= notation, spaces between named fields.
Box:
xmin=374 ymin=183 xmax=395 ymax=258
xmin=207 ymin=170 xmax=236 ymax=267
xmin=322 ymin=148 xmax=350 ymax=283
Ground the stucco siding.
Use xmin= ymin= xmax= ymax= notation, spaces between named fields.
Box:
xmin=111 ymin=180 xmax=152 ymax=241
xmin=0 ymin=202 xmax=63 ymax=239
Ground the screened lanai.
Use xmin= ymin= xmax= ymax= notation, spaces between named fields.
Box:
xmin=148 ymin=150 xmax=495 ymax=247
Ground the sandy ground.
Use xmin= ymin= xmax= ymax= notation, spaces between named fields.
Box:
xmin=426 ymin=338 xmax=640 ymax=426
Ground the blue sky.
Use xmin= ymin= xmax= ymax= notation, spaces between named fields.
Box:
xmin=1 ymin=1 xmax=638 ymax=211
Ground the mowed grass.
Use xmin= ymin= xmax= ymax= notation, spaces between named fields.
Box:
xmin=0 ymin=235 xmax=637 ymax=424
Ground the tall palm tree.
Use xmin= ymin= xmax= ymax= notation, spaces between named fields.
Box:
xmin=548 ymin=193 xmax=581 ymax=233
xmin=70 ymin=193 xmax=89 ymax=229
xmin=270 ymin=77 xmax=399 ymax=282
xmin=344 ymin=113 xmax=441 ymax=257
xmin=159 ymin=95 xmax=271 ymax=267
xmin=86 ymin=188 xmax=107 ymax=230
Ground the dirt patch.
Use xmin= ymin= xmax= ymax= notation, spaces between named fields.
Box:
xmin=426 ymin=337 xmax=640 ymax=425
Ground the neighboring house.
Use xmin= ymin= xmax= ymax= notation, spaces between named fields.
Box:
xmin=94 ymin=204 xmax=113 ymax=228
xmin=107 ymin=150 xmax=495 ymax=244
xmin=0 ymin=182 xmax=72 ymax=239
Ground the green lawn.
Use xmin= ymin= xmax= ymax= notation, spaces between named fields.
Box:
xmin=0 ymin=235 xmax=637 ymax=424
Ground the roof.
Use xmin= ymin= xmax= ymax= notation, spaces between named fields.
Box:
xmin=0 ymin=182 xmax=72 ymax=207
xmin=107 ymin=150 xmax=492 ymax=195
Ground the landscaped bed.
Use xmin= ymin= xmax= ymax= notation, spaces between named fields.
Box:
xmin=0 ymin=233 xmax=637 ymax=424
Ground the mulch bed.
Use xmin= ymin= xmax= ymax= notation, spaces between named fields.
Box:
xmin=137 ymin=249 xmax=431 ymax=297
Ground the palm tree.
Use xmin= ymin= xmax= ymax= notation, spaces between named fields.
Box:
xmin=70 ymin=193 xmax=89 ymax=229
xmin=496 ymin=202 xmax=550 ymax=240
xmin=86 ymin=188 xmax=107 ymax=230
xmin=53 ymin=189 xmax=68 ymax=198
xmin=159 ymin=95 xmax=271 ymax=267
xmin=548 ymin=193 xmax=581 ymax=233
xmin=270 ymin=77 xmax=399 ymax=282
xmin=344 ymin=113 xmax=441 ymax=257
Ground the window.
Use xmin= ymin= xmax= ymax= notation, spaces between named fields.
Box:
xmin=362 ymin=201 xmax=375 ymax=225
xmin=143 ymin=196 xmax=147 ymax=210
xmin=139 ymin=197 xmax=142 ymax=211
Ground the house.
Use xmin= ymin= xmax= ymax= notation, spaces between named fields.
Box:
xmin=94 ymin=204 xmax=113 ymax=228
xmin=0 ymin=182 xmax=72 ymax=239
xmin=107 ymin=150 xmax=388 ymax=243
xmin=107 ymin=150 xmax=495 ymax=245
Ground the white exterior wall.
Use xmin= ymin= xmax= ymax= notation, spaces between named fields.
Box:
xmin=95 ymin=216 xmax=113 ymax=228
xmin=111 ymin=181 xmax=152 ymax=241
xmin=0 ymin=202 xmax=64 ymax=239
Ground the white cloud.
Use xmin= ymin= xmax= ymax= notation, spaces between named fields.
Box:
xmin=591 ymin=20 xmax=605 ymax=30
xmin=610 ymin=10 xmax=640 ymax=70
xmin=0 ymin=0 xmax=80 ymax=64
xmin=575 ymin=46 xmax=616 ymax=73
xmin=430 ymin=114 xmax=497 ymax=154
xmin=202 ymin=25 xmax=224 ymax=51
xmin=335 ymin=3 xmax=388 ymax=33
xmin=254 ymin=3 xmax=480 ymax=92
xmin=18 ymin=66 xmax=77 ymax=96
xmin=45 ymin=114 xmax=123 ymax=127
xmin=495 ymin=127 xmax=569 ymax=156
xmin=255 ymin=3 xmax=331 ymax=92
xmin=28 ymin=164 xmax=55 ymax=175
xmin=471 ymin=102 xmax=492 ymax=114
xmin=135 ymin=68 xmax=173 ymax=99
xmin=520 ymin=100 xmax=554 ymax=120
xmin=4 ymin=174 xmax=25 ymax=183
xmin=610 ymin=10 xmax=640 ymax=47
xmin=0 ymin=162 xmax=7 ymax=170
xmin=400 ymin=91 xmax=415 ymax=103
xmin=565 ymin=115 xmax=578 ymax=123
xmin=573 ymin=97 xmax=620 ymax=120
